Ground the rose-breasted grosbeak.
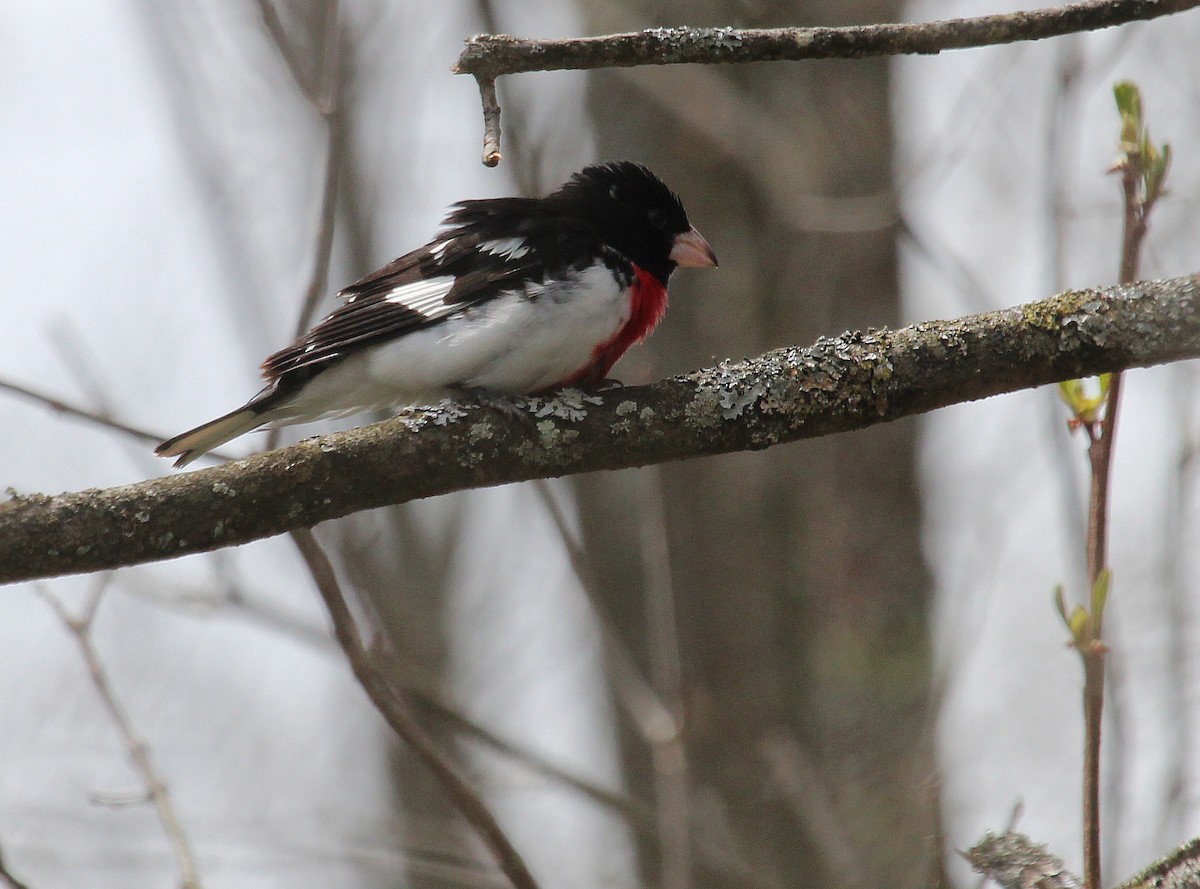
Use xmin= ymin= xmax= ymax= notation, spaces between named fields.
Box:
xmin=156 ymin=161 xmax=717 ymax=467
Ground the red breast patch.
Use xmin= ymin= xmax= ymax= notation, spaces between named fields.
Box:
xmin=560 ymin=265 xmax=669 ymax=387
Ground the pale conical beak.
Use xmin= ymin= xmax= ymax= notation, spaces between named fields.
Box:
xmin=669 ymin=226 xmax=718 ymax=268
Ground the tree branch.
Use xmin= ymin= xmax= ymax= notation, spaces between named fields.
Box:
xmin=965 ymin=831 xmax=1082 ymax=889
xmin=36 ymin=581 xmax=203 ymax=888
xmin=455 ymin=1 xmax=1199 ymax=76
xmin=2 ymin=273 xmax=1199 ymax=584
xmin=453 ymin=0 xmax=1200 ymax=162
xmin=291 ymin=529 xmax=540 ymax=889
xmin=1115 ymin=835 xmax=1200 ymax=889
xmin=0 ymin=378 xmax=185 ymax=451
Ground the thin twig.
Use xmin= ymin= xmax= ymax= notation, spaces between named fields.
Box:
xmin=636 ymin=469 xmax=692 ymax=889
xmin=294 ymin=106 xmax=342 ymax=330
xmin=0 ymin=378 xmax=189 ymax=452
xmin=1159 ymin=375 xmax=1198 ymax=838
xmin=405 ymin=680 xmax=648 ymax=822
xmin=1076 ymin=83 xmax=1165 ymax=889
xmin=285 ymin=1 xmax=343 ymax=336
xmin=1080 ymin=651 xmax=1105 ymax=889
xmin=453 ymin=1 xmax=1200 ymax=162
xmin=262 ymin=1 xmax=343 ymax=454
xmin=35 ymin=581 xmax=203 ymax=889
xmin=48 ymin=324 xmax=200 ymax=479
xmin=289 ymin=529 xmax=540 ymax=889
xmin=136 ymin=5 xmax=278 ymax=347
xmin=532 ymin=483 xmax=787 ymax=889
xmin=531 ymin=481 xmax=678 ymax=743
xmin=475 ymin=76 xmax=502 ymax=167
xmin=255 ymin=0 xmax=318 ymax=103
xmin=760 ymin=729 xmax=868 ymax=889
xmin=124 ymin=561 xmax=648 ymax=830
xmin=2 ymin=326 xmax=240 ymax=463
xmin=120 ymin=572 xmax=337 ymax=652
xmin=1082 ymin=117 xmax=1149 ymax=582
xmin=0 ymin=840 xmax=31 ymax=889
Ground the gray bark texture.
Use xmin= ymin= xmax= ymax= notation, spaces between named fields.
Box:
xmin=2 ymin=274 xmax=1196 ymax=584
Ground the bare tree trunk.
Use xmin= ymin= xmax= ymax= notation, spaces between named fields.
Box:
xmin=576 ymin=1 xmax=941 ymax=886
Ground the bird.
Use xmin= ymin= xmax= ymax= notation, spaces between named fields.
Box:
xmin=156 ymin=161 xmax=717 ymax=468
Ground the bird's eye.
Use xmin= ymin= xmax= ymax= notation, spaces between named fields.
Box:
xmin=647 ymin=208 xmax=666 ymax=228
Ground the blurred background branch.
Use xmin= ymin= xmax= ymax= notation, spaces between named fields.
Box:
xmin=34 ymin=579 xmax=203 ymax=889
xmin=292 ymin=528 xmax=540 ymax=889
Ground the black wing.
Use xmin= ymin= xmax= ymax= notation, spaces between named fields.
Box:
xmin=261 ymin=198 xmax=606 ymax=384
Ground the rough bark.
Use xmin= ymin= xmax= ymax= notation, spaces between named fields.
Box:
xmin=1 ymin=274 xmax=1197 ymax=584
xmin=453 ymin=1 xmax=1200 ymax=76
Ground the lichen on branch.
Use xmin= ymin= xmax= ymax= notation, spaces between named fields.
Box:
xmin=1 ymin=274 xmax=1199 ymax=585
xmin=453 ymin=1 xmax=1200 ymax=162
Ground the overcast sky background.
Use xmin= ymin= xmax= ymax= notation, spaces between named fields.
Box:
xmin=2 ymin=1 xmax=1200 ymax=887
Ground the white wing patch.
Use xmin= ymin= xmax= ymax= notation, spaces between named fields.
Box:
xmin=383 ymin=276 xmax=457 ymax=317
xmin=382 ymin=262 xmax=628 ymax=394
xmin=478 ymin=237 xmax=531 ymax=260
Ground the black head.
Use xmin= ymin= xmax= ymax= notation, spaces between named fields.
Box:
xmin=549 ymin=162 xmax=716 ymax=285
